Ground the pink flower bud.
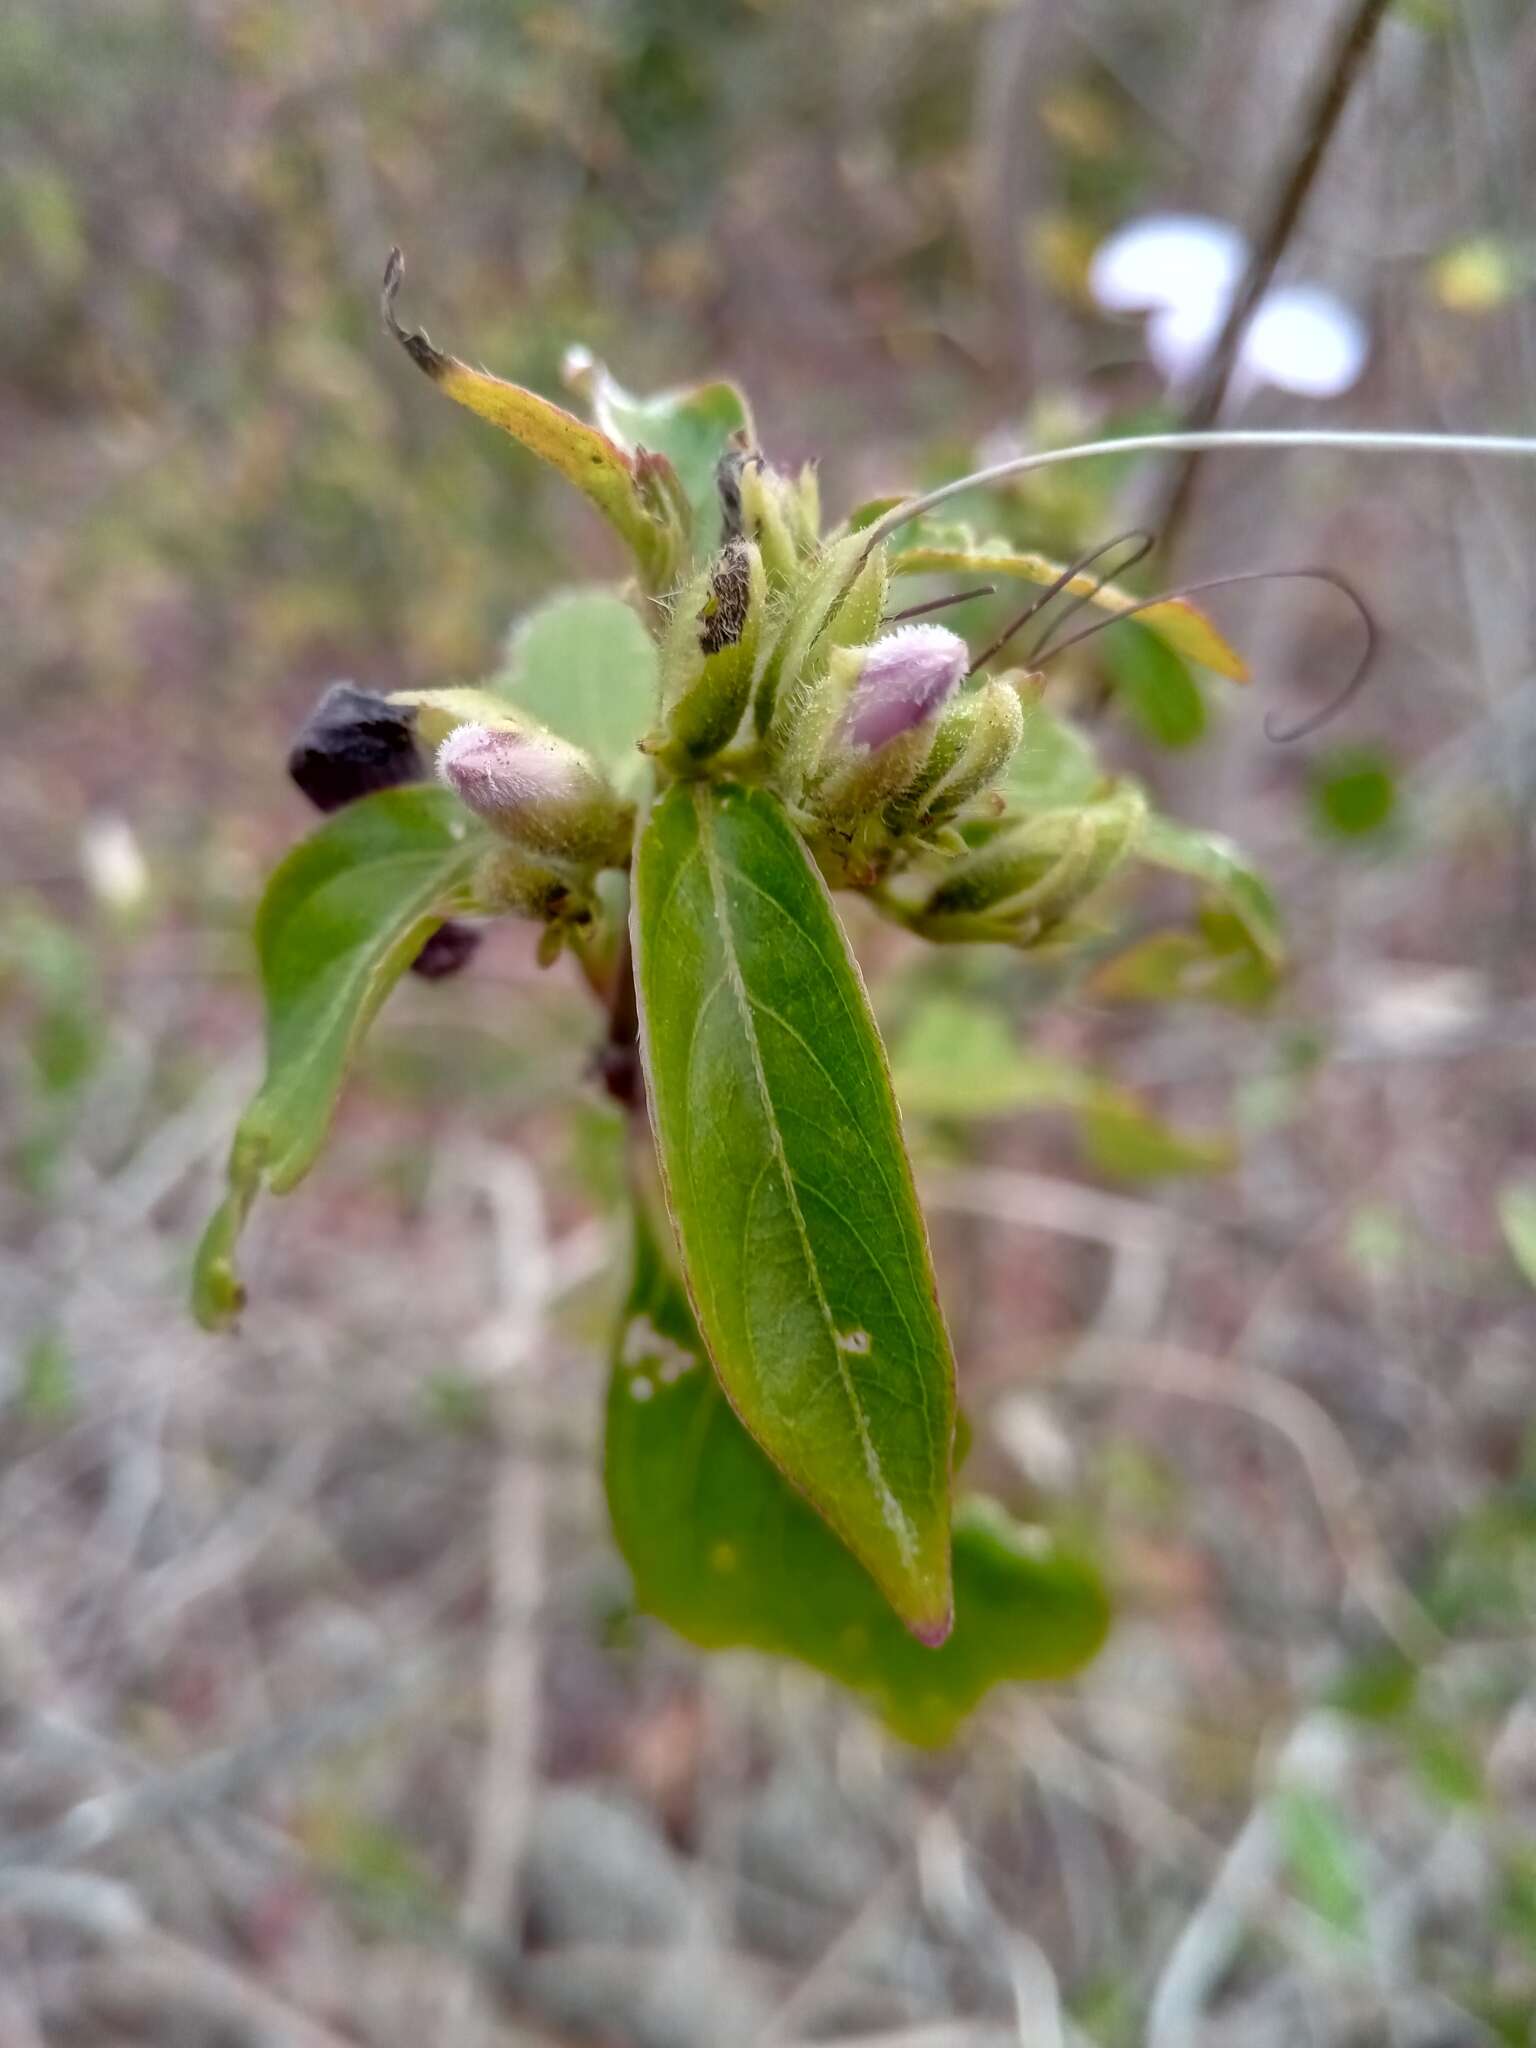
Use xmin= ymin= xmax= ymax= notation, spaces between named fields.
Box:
xmin=436 ymin=723 xmax=631 ymax=867
xmin=840 ymin=625 xmax=968 ymax=752
xmin=437 ymin=723 xmax=584 ymax=819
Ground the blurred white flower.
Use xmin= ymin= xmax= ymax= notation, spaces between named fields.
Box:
xmin=1089 ymin=212 xmax=1368 ymax=403
xmin=79 ymin=814 xmax=149 ymax=917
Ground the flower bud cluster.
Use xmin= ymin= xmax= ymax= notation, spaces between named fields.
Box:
xmin=912 ymin=783 xmax=1147 ymax=947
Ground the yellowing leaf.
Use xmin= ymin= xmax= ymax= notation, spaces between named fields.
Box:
xmin=382 ymin=249 xmax=675 ymax=587
xmin=891 ymin=544 xmax=1250 ymax=681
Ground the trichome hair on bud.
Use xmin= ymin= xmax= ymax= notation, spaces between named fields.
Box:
xmin=437 ymin=722 xmax=631 ymax=867
xmin=699 ymin=538 xmax=753 ymax=655
xmin=839 ymin=624 xmax=970 ymax=752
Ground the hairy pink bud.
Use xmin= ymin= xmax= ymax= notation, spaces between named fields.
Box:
xmin=437 ymin=723 xmax=584 ymax=819
xmin=436 ymin=723 xmax=631 ymax=867
xmin=840 ymin=625 xmax=968 ymax=752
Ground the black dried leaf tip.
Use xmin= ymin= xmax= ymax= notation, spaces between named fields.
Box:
xmin=381 ymin=246 xmax=448 ymax=378
xmin=716 ymin=447 xmax=747 ymax=541
xmin=288 ymin=683 xmax=424 ymax=814
xmin=411 ymin=921 xmax=483 ymax=980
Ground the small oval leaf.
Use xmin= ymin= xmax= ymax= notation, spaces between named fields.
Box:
xmin=192 ymin=787 xmax=485 ymax=1329
xmin=1135 ymin=813 xmax=1285 ymax=968
xmin=633 ymin=780 xmax=956 ymax=1640
xmin=607 ymin=1206 xmax=1109 ymax=1745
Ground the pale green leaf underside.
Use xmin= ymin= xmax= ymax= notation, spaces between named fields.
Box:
xmin=633 ymin=780 xmax=956 ymax=1640
xmin=607 ymin=1206 xmax=1109 ymax=1745
xmin=192 ymin=787 xmax=485 ymax=1330
xmin=585 ymin=364 xmax=753 ymax=555
xmin=493 ymin=587 xmax=660 ymax=789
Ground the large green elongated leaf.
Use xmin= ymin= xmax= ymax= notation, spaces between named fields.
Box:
xmin=632 ymin=780 xmax=957 ymax=1641
xmin=493 ymin=588 xmax=659 ymax=790
xmin=192 ymin=788 xmax=485 ymax=1331
xmin=890 ymin=543 xmax=1249 ymax=681
xmin=607 ymin=1207 xmax=1109 ymax=1745
xmin=382 ymin=251 xmax=675 ymax=588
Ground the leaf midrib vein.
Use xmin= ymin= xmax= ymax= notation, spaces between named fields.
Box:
xmin=694 ymin=787 xmax=905 ymax=1554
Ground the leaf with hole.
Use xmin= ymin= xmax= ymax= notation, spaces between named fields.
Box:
xmin=607 ymin=1204 xmax=1109 ymax=1744
xmin=192 ymin=788 xmax=485 ymax=1331
xmin=632 ymin=779 xmax=956 ymax=1640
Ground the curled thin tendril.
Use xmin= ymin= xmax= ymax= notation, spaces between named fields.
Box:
xmin=967 ymin=530 xmax=1156 ymax=677
xmin=1033 ymin=564 xmax=1377 ymax=742
xmin=886 ymin=584 xmax=996 ymax=624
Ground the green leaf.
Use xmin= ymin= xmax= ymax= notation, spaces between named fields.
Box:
xmin=493 ymin=588 xmax=660 ymax=790
xmin=632 ymin=780 xmax=957 ymax=1640
xmin=1275 ymin=1787 xmax=1365 ymax=1936
xmin=1308 ymin=746 xmax=1398 ymax=839
xmin=382 ymin=250 xmax=675 ymax=589
xmin=1409 ymin=1719 xmax=1485 ymax=1808
xmin=606 ymin=1206 xmax=1109 ymax=1745
xmin=18 ymin=1330 xmax=76 ymax=1428
xmin=1135 ymin=813 xmax=1285 ymax=969
xmin=889 ymin=543 xmax=1250 ymax=681
xmin=841 ymin=494 xmax=911 ymax=534
xmin=192 ymin=788 xmax=485 ymax=1331
xmin=889 ymin=998 xmax=1233 ymax=1176
xmin=1325 ymin=1647 xmax=1418 ymax=1722
xmin=572 ymin=353 xmax=753 ymax=556
xmin=1498 ymin=1180 xmax=1536 ymax=1290
xmin=1078 ymin=1099 xmax=1234 ymax=1180
xmin=1090 ymin=920 xmax=1278 ymax=1010
xmin=1006 ymin=699 xmax=1104 ymax=811
xmin=1101 ymin=620 xmax=1207 ymax=748
xmin=388 ymin=685 xmax=538 ymax=751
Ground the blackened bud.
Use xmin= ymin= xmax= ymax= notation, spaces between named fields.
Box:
xmin=411 ymin=921 xmax=483 ymax=980
xmin=288 ymin=684 xmax=423 ymax=813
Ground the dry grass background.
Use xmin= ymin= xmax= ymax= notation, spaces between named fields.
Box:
xmin=4 ymin=2 xmax=1536 ymax=2042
